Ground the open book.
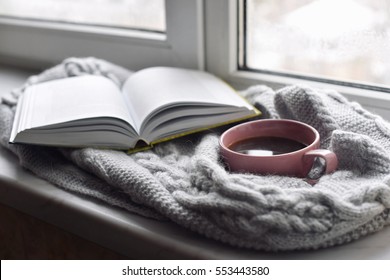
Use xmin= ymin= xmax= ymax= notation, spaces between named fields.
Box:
xmin=10 ymin=67 xmax=260 ymax=150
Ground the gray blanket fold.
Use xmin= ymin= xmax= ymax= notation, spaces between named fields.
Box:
xmin=1 ymin=57 xmax=390 ymax=251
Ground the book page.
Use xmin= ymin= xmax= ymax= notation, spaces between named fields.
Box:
xmin=121 ymin=67 xmax=253 ymax=131
xmin=22 ymin=75 xmax=136 ymax=132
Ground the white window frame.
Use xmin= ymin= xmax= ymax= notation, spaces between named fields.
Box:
xmin=204 ymin=0 xmax=390 ymax=120
xmin=0 ymin=0 xmax=204 ymax=71
xmin=0 ymin=0 xmax=389 ymax=119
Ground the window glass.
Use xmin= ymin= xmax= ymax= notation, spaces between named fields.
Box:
xmin=0 ymin=0 xmax=166 ymax=32
xmin=244 ymin=0 xmax=390 ymax=87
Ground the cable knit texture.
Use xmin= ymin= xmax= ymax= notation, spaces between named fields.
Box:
xmin=1 ymin=58 xmax=390 ymax=251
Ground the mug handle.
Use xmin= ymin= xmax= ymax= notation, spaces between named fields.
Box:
xmin=303 ymin=149 xmax=338 ymax=175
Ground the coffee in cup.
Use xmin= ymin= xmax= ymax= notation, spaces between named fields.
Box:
xmin=219 ymin=119 xmax=338 ymax=177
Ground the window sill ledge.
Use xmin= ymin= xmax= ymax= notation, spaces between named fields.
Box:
xmin=1 ymin=64 xmax=390 ymax=259
xmin=228 ymin=70 xmax=390 ymax=121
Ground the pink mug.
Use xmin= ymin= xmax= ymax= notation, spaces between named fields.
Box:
xmin=219 ymin=119 xmax=338 ymax=177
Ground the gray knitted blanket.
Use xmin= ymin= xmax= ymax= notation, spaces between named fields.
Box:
xmin=1 ymin=57 xmax=390 ymax=251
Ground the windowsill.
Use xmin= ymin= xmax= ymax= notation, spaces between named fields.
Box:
xmin=228 ymin=70 xmax=390 ymax=121
xmin=1 ymin=64 xmax=390 ymax=259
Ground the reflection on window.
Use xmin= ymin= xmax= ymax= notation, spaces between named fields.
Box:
xmin=244 ymin=0 xmax=390 ymax=87
xmin=0 ymin=0 xmax=166 ymax=32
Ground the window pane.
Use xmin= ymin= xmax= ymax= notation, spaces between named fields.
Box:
xmin=245 ymin=0 xmax=390 ymax=87
xmin=0 ymin=0 xmax=166 ymax=32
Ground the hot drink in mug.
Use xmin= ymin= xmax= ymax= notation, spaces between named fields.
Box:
xmin=219 ymin=119 xmax=338 ymax=177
